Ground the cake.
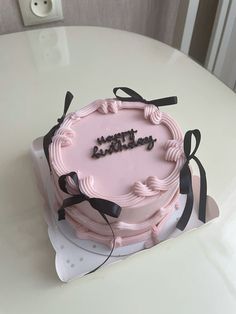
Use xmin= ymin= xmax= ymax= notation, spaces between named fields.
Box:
xmin=43 ymin=87 xmax=206 ymax=251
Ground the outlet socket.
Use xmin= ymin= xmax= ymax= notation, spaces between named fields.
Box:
xmin=18 ymin=0 xmax=63 ymax=26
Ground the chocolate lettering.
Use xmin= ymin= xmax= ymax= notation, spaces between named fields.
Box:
xmin=147 ymin=136 xmax=157 ymax=150
xmin=92 ymin=129 xmax=157 ymax=159
xmin=92 ymin=146 xmax=100 ymax=158
xmin=97 ymin=136 xmax=106 ymax=145
xmin=106 ymin=136 xmax=113 ymax=142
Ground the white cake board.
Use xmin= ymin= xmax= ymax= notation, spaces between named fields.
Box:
xmin=31 ymin=137 xmax=219 ymax=282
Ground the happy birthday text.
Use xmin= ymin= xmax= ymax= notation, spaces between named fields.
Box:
xmin=91 ymin=129 xmax=157 ymax=159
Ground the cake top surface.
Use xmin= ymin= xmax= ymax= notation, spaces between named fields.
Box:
xmin=50 ymin=96 xmax=185 ymax=208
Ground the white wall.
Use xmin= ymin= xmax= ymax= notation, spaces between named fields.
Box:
xmin=0 ymin=0 xmax=183 ymax=47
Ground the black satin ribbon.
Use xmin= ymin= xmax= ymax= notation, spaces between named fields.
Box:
xmin=58 ymin=171 xmax=122 ymax=274
xmin=43 ymin=91 xmax=74 ymax=171
xmin=113 ymin=87 xmax=177 ymax=107
xmin=176 ymin=129 xmax=207 ymax=231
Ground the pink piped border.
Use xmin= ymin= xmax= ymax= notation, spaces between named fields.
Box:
xmin=50 ymin=99 xmax=185 ymax=208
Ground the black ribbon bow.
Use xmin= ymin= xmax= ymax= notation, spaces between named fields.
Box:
xmin=58 ymin=171 xmax=122 ymax=274
xmin=58 ymin=171 xmax=121 ymax=220
xmin=43 ymin=91 xmax=74 ymax=171
xmin=176 ymin=129 xmax=207 ymax=231
xmin=113 ymin=87 xmax=177 ymax=107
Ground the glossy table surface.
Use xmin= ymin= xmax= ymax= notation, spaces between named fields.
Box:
xmin=1 ymin=26 xmax=236 ymax=314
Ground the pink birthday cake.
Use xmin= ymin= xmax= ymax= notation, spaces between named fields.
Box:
xmin=43 ymin=87 xmax=194 ymax=249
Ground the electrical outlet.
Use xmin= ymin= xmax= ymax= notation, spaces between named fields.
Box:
xmin=18 ymin=0 xmax=63 ymax=26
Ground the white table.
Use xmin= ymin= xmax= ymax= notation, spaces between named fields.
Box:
xmin=1 ymin=26 xmax=236 ymax=314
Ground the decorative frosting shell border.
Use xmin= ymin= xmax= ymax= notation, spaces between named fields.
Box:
xmin=50 ymin=99 xmax=185 ymax=207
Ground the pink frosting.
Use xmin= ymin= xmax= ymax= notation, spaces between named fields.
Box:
xmin=49 ymin=99 xmax=184 ymax=247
